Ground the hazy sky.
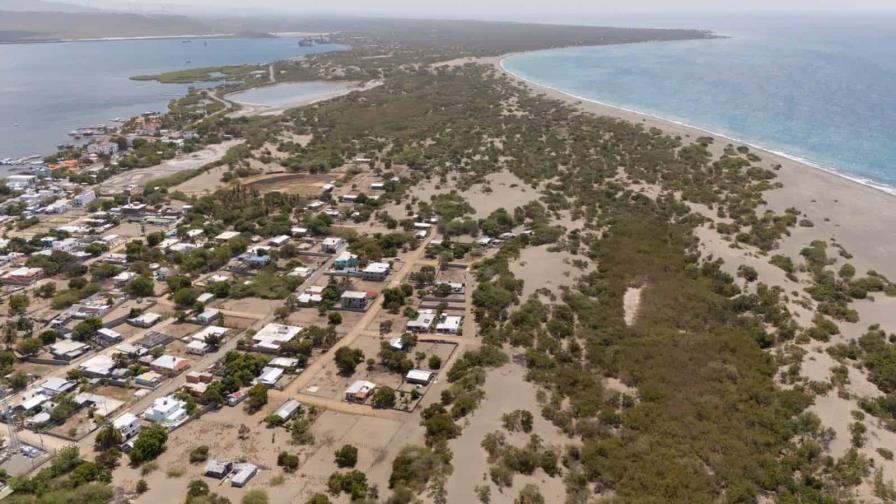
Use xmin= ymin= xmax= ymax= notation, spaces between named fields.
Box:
xmin=71 ymin=0 xmax=896 ymax=18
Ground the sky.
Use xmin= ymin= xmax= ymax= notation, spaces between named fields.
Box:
xmin=68 ymin=0 xmax=896 ymax=18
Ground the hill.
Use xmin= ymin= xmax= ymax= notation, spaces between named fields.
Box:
xmin=0 ymin=10 xmax=215 ymax=42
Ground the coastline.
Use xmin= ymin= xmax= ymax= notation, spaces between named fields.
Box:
xmin=496 ymin=54 xmax=896 ymax=198
xmin=490 ymin=53 xmax=896 ymax=281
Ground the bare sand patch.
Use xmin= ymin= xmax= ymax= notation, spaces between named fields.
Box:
xmin=510 ymin=244 xmax=588 ymax=299
xmin=623 ymin=286 xmax=644 ymax=327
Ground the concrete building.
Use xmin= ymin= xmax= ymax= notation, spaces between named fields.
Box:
xmin=113 ymin=412 xmax=141 ymax=440
xmin=143 ymin=395 xmax=188 ymax=427
xmin=360 ymin=262 xmax=390 ymax=281
xmin=344 ymin=380 xmax=376 ymax=402
xmin=1 ymin=267 xmax=44 ymax=285
xmin=340 ymin=290 xmax=375 ymax=311
xmin=252 ymin=323 xmax=302 ymax=353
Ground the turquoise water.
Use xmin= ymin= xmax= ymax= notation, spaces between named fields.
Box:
xmin=0 ymin=37 xmax=344 ymax=159
xmin=503 ymin=14 xmax=896 ymax=192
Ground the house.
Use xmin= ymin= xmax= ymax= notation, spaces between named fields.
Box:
xmin=114 ymin=342 xmax=147 ymax=358
xmin=290 ymin=226 xmax=308 ymax=237
xmin=214 ymin=231 xmax=241 ymax=242
xmin=289 ymin=266 xmax=314 ymax=278
xmin=134 ymin=371 xmax=163 ymax=388
xmin=435 ymin=281 xmax=465 ymax=294
xmin=405 ymin=369 xmax=435 ymax=386
xmin=268 ymin=235 xmax=290 ymax=247
xmin=345 ymin=380 xmax=376 ymax=402
xmin=39 ymin=377 xmax=77 ymax=397
xmin=2 ymin=267 xmax=44 ymax=285
xmin=332 ymin=251 xmax=359 ymax=269
xmin=79 ymin=354 xmax=117 ymax=378
xmin=340 ymin=290 xmax=375 ymax=311
xmin=407 ymin=309 xmax=438 ymax=333
xmin=360 ymin=262 xmax=390 ymax=281
xmin=227 ymin=390 xmax=247 ymax=407
xmin=306 ymin=200 xmax=326 ymax=211
xmin=196 ymin=308 xmax=221 ymax=325
xmin=73 ymin=190 xmax=96 ymax=208
xmin=196 ymin=292 xmax=215 ymax=305
xmin=272 ymin=399 xmax=301 ymax=421
xmin=413 ymin=222 xmax=433 ymax=230
xmin=389 ymin=337 xmax=407 ymax=351
xmin=186 ymin=340 xmax=210 ymax=355
xmin=370 ymin=182 xmax=385 ymax=190
xmin=128 ymin=312 xmax=162 ymax=328
xmin=70 ymin=297 xmax=113 ymax=319
xmin=111 ymin=271 xmax=136 ymax=287
xmin=296 ymin=285 xmax=323 ymax=306
xmin=112 ymin=412 xmax=141 ymax=440
xmin=435 ymin=314 xmax=464 ymax=335
xmin=95 ymin=327 xmax=122 ymax=346
xmin=143 ymin=395 xmax=188 ymax=427
xmin=6 ymin=175 xmax=37 ymax=191
xmin=205 ymin=460 xmax=233 ymax=479
xmin=231 ymin=463 xmax=259 ymax=487
xmin=49 ymin=340 xmax=90 ymax=360
xmin=17 ymin=393 xmax=49 ymax=413
xmin=252 ymin=323 xmax=302 ymax=353
xmin=188 ymin=325 xmax=229 ymax=345
xmin=73 ymin=392 xmax=123 ymax=417
xmin=150 ymin=355 xmax=190 ymax=376
xmin=87 ymin=142 xmax=119 ymax=156
xmin=321 ymin=237 xmax=344 ymax=253
xmin=238 ymin=250 xmax=270 ymax=268
xmin=257 ymin=366 xmax=284 ymax=387
xmin=269 ymin=357 xmax=300 ymax=370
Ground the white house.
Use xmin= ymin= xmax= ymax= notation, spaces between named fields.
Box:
xmin=321 ymin=237 xmax=344 ymax=253
xmin=344 ymin=380 xmax=376 ymax=402
xmin=39 ymin=377 xmax=77 ymax=396
xmin=257 ymin=366 xmax=284 ymax=387
xmin=252 ymin=323 xmax=302 ymax=353
xmin=143 ymin=395 xmax=188 ymax=427
xmin=113 ymin=412 xmax=141 ymax=440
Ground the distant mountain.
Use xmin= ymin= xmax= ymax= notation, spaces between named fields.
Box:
xmin=0 ymin=11 xmax=217 ymax=42
xmin=0 ymin=0 xmax=98 ymax=12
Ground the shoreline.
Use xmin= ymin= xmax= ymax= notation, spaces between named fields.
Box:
xmin=496 ymin=54 xmax=896 ymax=199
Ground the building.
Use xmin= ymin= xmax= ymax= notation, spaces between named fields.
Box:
xmin=196 ymin=292 xmax=215 ymax=305
xmin=49 ymin=340 xmax=90 ymax=360
xmin=296 ymin=285 xmax=324 ymax=306
xmin=205 ymin=460 xmax=233 ymax=479
xmin=252 ymin=323 xmax=302 ymax=353
xmin=332 ymin=251 xmax=359 ymax=269
xmin=150 ymin=355 xmax=190 ymax=376
xmin=143 ymin=395 xmax=188 ymax=427
xmin=238 ymin=250 xmax=270 ymax=268
xmin=39 ymin=377 xmax=77 ymax=397
xmin=340 ymin=290 xmax=375 ymax=311
xmin=257 ymin=367 xmax=284 ymax=387
xmin=128 ymin=312 xmax=162 ymax=328
xmin=6 ymin=175 xmax=37 ymax=191
xmin=186 ymin=340 xmax=210 ymax=355
xmin=435 ymin=314 xmax=464 ymax=335
xmin=370 ymin=182 xmax=385 ymax=190
xmin=344 ymin=380 xmax=376 ymax=402
xmin=268 ymin=235 xmax=290 ymax=247
xmin=291 ymin=226 xmax=308 ymax=237
xmin=272 ymin=399 xmax=301 ymax=421
xmin=134 ymin=371 xmax=163 ymax=388
xmin=269 ymin=357 xmax=300 ymax=370
xmin=79 ymin=354 xmax=117 ymax=378
xmin=87 ymin=142 xmax=119 ymax=156
xmin=196 ymin=308 xmax=221 ymax=325
xmin=289 ymin=266 xmax=314 ymax=278
xmin=435 ymin=281 xmax=465 ymax=294
xmin=188 ymin=325 xmax=229 ymax=345
xmin=321 ymin=237 xmax=344 ymax=253
xmin=113 ymin=412 xmax=141 ymax=440
xmin=73 ymin=190 xmax=96 ymax=208
xmin=405 ymin=369 xmax=435 ymax=386
xmin=214 ymin=231 xmax=241 ymax=242
xmin=231 ymin=463 xmax=259 ymax=487
xmin=2 ymin=267 xmax=44 ymax=285
xmin=406 ymin=309 xmax=438 ymax=333
xmin=361 ymin=262 xmax=390 ymax=281
xmin=95 ymin=327 xmax=123 ymax=346
xmin=17 ymin=393 xmax=49 ymax=413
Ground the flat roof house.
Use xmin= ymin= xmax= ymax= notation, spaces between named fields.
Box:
xmin=406 ymin=369 xmax=435 ymax=386
xmin=49 ymin=340 xmax=90 ymax=360
xmin=435 ymin=314 xmax=464 ymax=335
xmin=113 ymin=412 xmax=141 ymax=440
xmin=340 ymin=290 xmax=376 ymax=311
xmin=231 ymin=463 xmax=259 ymax=487
xmin=252 ymin=323 xmax=302 ymax=353
xmin=205 ymin=460 xmax=233 ymax=479
xmin=214 ymin=231 xmax=241 ymax=242
xmin=79 ymin=354 xmax=117 ymax=378
xmin=345 ymin=380 xmax=376 ymax=402
xmin=406 ymin=309 xmax=438 ymax=333
xmin=128 ymin=312 xmax=162 ymax=328
xmin=1 ymin=267 xmax=44 ymax=285
xmin=257 ymin=366 xmax=284 ymax=387
xmin=143 ymin=395 xmax=188 ymax=427
xmin=135 ymin=371 xmax=163 ymax=388
xmin=361 ymin=262 xmax=390 ymax=281
xmin=197 ymin=308 xmax=221 ymax=325
xmin=321 ymin=237 xmax=344 ymax=253
xmin=332 ymin=251 xmax=359 ymax=269
xmin=272 ymin=399 xmax=301 ymax=421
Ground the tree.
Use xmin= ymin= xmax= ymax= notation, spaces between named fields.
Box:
xmin=7 ymin=293 xmax=29 ymax=315
xmin=190 ymin=445 xmax=209 ymax=463
xmin=16 ymin=337 xmax=42 ymax=356
xmin=35 ymin=282 xmax=57 ymax=299
xmin=305 ymin=494 xmax=331 ymax=504
xmin=371 ymin=387 xmax=396 ymax=409
xmin=327 ymin=311 xmax=343 ymax=326
xmin=334 ymin=444 xmax=358 ymax=468
xmin=334 ymin=347 xmax=364 ymax=376
xmin=95 ymin=423 xmax=123 ymax=451
xmin=515 ymin=484 xmax=545 ymax=504
xmin=136 ymin=479 xmax=148 ymax=494
xmin=126 ymin=276 xmax=155 ymax=297
xmin=72 ymin=317 xmax=102 ymax=341
xmin=277 ymin=451 xmax=299 ymax=472
xmin=245 ymin=384 xmax=268 ymax=413
xmin=174 ymin=287 xmax=199 ymax=307
xmin=129 ymin=424 xmax=168 ymax=465
xmin=428 ymin=355 xmax=442 ymax=369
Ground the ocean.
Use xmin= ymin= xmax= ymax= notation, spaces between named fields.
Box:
xmin=502 ymin=13 xmax=896 ymax=192
xmin=0 ymin=37 xmax=344 ymax=162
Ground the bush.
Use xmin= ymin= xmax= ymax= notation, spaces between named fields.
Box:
xmin=189 ymin=445 xmax=209 ymax=463
xmin=334 ymin=444 xmax=358 ymax=468
xmin=242 ymin=489 xmax=269 ymax=504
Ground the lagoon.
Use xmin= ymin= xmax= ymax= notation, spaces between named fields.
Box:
xmin=0 ymin=37 xmax=344 ymax=160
